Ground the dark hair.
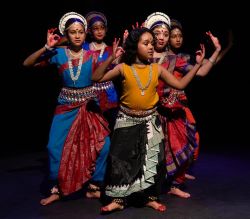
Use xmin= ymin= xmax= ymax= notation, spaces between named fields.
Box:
xmin=65 ymin=18 xmax=85 ymax=32
xmin=85 ymin=11 xmax=107 ymax=28
xmin=88 ymin=17 xmax=106 ymax=29
xmin=170 ymin=19 xmax=183 ymax=32
xmin=88 ymin=19 xmax=107 ymax=42
xmin=121 ymin=27 xmax=155 ymax=65
xmin=64 ymin=18 xmax=85 ymax=40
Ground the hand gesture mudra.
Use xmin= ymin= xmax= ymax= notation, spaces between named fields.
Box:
xmin=122 ymin=22 xmax=145 ymax=46
xmin=46 ymin=28 xmax=61 ymax=47
xmin=123 ymin=29 xmax=129 ymax=46
xmin=112 ymin=38 xmax=125 ymax=59
xmin=131 ymin=21 xmax=144 ymax=29
xmin=206 ymin=31 xmax=221 ymax=51
xmin=195 ymin=44 xmax=206 ymax=64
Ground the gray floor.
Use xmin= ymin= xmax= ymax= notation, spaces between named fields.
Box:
xmin=1 ymin=146 xmax=250 ymax=219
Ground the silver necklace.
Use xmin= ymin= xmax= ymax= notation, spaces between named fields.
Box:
xmin=69 ymin=49 xmax=83 ymax=58
xmin=67 ymin=49 xmax=84 ymax=85
xmin=91 ymin=42 xmax=106 ymax=58
xmin=157 ymin=52 xmax=166 ymax=64
xmin=131 ymin=64 xmax=152 ymax=96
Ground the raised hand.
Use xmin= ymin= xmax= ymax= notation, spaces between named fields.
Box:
xmin=132 ymin=21 xmax=144 ymax=29
xmin=47 ymin=28 xmax=61 ymax=47
xmin=123 ymin=22 xmax=145 ymax=46
xmin=112 ymin=38 xmax=125 ymax=59
xmin=195 ymin=44 xmax=205 ymax=64
xmin=123 ymin=29 xmax=129 ymax=46
xmin=206 ymin=31 xmax=221 ymax=51
xmin=132 ymin=22 xmax=140 ymax=29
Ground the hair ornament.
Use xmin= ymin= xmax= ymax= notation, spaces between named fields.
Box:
xmin=144 ymin=12 xmax=171 ymax=30
xmin=59 ymin=11 xmax=87 ymax=34
xmin=85 ymin=11 xmax=107 ymax=28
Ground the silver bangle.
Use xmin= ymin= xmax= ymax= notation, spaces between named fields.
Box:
xmin=44 ymin=44 xmax=54 ymax=51
xmin=208 ymin=58 xmax=216 ymax=65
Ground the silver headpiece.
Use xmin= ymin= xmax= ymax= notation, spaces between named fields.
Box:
xmin=59 ymin=11 xmax=87 ymax=35
xmin=144 ymin=12 xmax=171 ymax=30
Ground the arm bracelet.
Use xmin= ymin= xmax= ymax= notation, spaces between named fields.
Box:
xmin=44 ymin=44 xmax=54 ymax=51
xmin=208 ymin=58 xmax=216 ymax=65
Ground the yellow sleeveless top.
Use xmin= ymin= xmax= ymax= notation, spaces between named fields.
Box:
xmin=120 ymin=63 xmax=159 ymax=110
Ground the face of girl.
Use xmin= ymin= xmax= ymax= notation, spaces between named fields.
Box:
xmin=137 ymin=32 xmax=155 ymax=60
xmin=152 ymin=25 xmax=169 ymax=52
xmin=169 ymin=27 xmax=183 ymax=49
xmin=67 ymin=22 xmax=86 ymax=47
xmin=90 ymin=21 xmax=106 ymax=42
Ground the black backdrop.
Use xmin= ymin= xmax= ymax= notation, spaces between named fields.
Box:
xmin=2 ymin=0 xmax=248 ymax=156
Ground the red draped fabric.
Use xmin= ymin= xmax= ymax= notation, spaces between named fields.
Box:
xmin=56 ymin=102 xmax=110 ymax=195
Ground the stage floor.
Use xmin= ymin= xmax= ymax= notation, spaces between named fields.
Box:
xmin=1 ymin=146 xmax=250 ymax=219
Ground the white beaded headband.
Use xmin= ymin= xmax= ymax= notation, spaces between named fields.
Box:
xmin=59 ymin=11 xmax=87 ymax=35
xmin=144 ymin=12 xmax=171 ymax=30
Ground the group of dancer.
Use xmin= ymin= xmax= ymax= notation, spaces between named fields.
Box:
xmin=23 ymin=10 xmax=231 ymax=214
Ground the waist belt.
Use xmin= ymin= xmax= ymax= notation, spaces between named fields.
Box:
xmin=58 ymin=86 xmax=96 ymax=104
xmin=120 ymin=105 xmax=157 ymax=117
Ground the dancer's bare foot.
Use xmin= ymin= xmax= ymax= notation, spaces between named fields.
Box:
xmin=86 ymin=184 xmax=100 ymax=199
xmin=185 ymin=173 xmax=196 ymax=180
xmin=86 ymin=190 xmax=100 ymax=198
xmin=40 ymin=194 xmax=60 ymax=205
xmin=168 ymin=187 xmax=191 ymax=198
xmin=100 ymin=199 xmax=124 ymax=214
xmin=146 ymin=201 xmax=166 ymax=212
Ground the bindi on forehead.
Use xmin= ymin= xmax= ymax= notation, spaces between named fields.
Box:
xmin=70 ymin=26 xmax=84 ymax=31
xmin=69 ymin=28 xmax=85 ymax=33
xmin=69 ymin=22 xmax=84 ymax=29
xmin=154 ymin=28 xmax=169 ymax=34
xmin=159 ymin=30 xmax=168 ymax=33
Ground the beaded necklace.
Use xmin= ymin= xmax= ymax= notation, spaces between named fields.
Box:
xmin=130 ymin=64 xmax=152 ymax=96
xmin=69 ymin=49 xmax=83 ymax=58
xmin=91 ymin=42 xmax=106 ymax=58
xmin=67 ymin=49 xmax=84 ymax=85
xmin=157 ymin=51 xmax=167 ymax=64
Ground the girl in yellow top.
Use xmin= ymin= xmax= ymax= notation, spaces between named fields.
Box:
xmin=92 ymin=27 xmax=205 ymax=214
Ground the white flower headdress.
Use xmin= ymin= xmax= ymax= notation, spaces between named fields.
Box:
xmin=144 ymin=12 xmax=171 ymax=30
xmin=59 ymin=11 xmax=87 ymax=35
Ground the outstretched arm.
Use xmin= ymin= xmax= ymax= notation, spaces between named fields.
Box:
xmin=23 ymin=28 xmax=61 ymax=67
xmin=92 ymin=38 xmax=124 ymax=82
xmin=160 ymin=44 xmax=205 ymax=89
